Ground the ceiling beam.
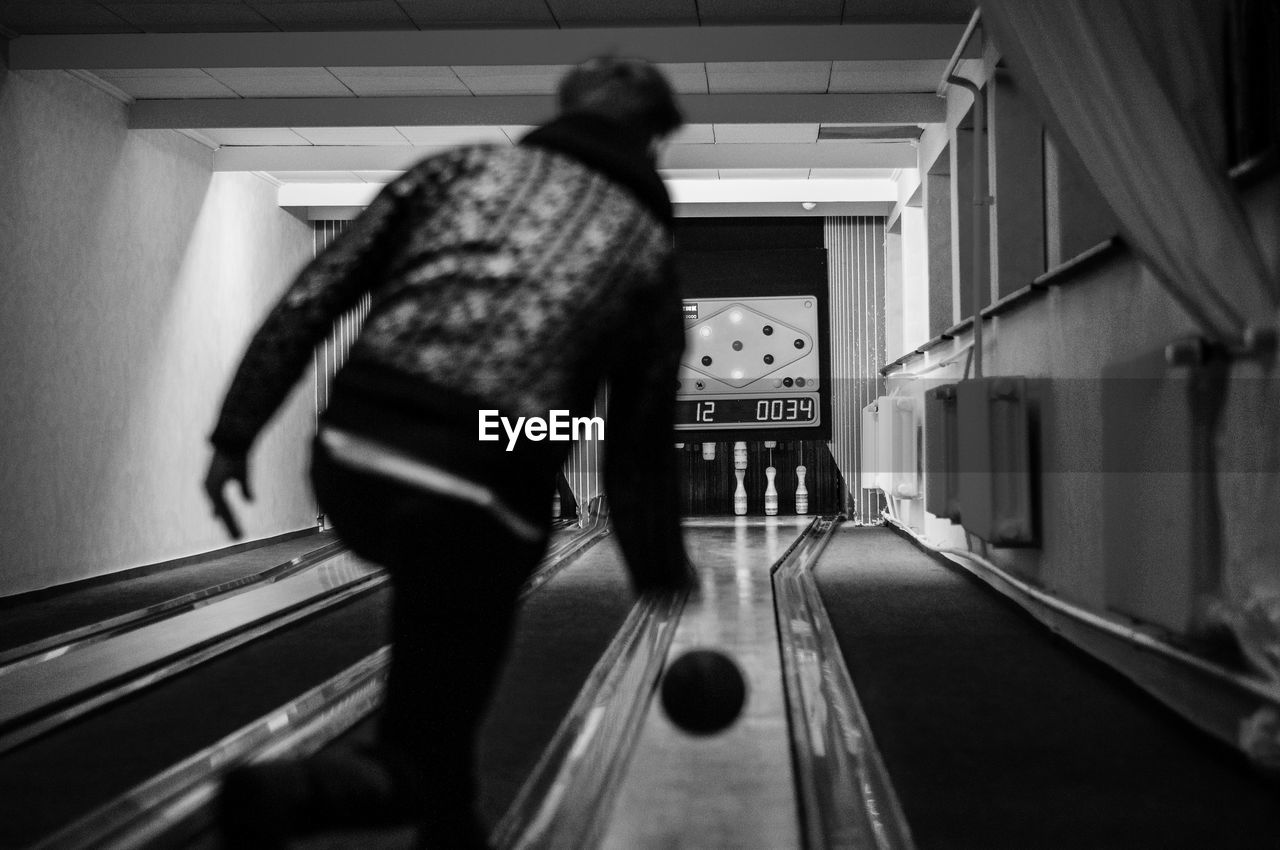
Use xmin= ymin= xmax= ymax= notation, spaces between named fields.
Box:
xmin=279 ymin=178 xmax=896 ymax=207
xmin=11 ymin=25 xmax=978 ymax=70
xmin=214 ymin=142 xmax=917 ymax=172
xmin=134 ymin=93 xmax=944 ymax=130
xmin=302 ymin=201 xmax=895 ymax=221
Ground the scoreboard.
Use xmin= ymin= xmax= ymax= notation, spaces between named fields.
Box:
xmin=675 ymin=295 xmax=828 ymax=439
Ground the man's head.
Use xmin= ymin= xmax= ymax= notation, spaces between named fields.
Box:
xmin=557 ymin=57 xmax=684 ymax=143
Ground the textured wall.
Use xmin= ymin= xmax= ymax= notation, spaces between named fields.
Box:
xmin=889 ymin=178 xmax=1277 ymax=629
xmin=0 ymin=69 xmax=316 ymax=596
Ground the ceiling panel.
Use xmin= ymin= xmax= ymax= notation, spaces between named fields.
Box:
xmin=0 ymin=1 xmax=135 ymax=34
xmin=204 ymin=127 xmax=312 ymax=145
xmin=102 ymin=3 xmax=274 ymax=33
xmin=397 ymin=0 xmax=556 ymax=28
xmin=329 ymin=67 xmax=471 ymax=97
xmin=697 ymin=0 xmax=842 ymax=24
xmin=705 ymin=61 xmax=831 ymax=94
xmin=839 ymin=0 xmax=974 ymax=23
xmin=205 ymin=67 xmax=355 ymax=97
xmin=453 ymin=65 xmax=573 ymax=96
xmin=718 ymin=168 xmax=812 ymax=180
xmin=655 ymin=63 xmax=709 ymax=95
xmin=829 ymin=60 xmax=949 ymax=92
xmin=247 ymin=1 xmax=414 ymax=31
xmin=547 ymin=0 xmax=698 ymax=26
xmin=818 ymin=125 xmax=923 ymax=141
xmin=292 ymin=126 xmax=410 ymax=145
xmin=396 ymin=126 xmax=514 ymax=146
xmin=666 ymin=124 xmax=715 ymax=145
xmin=90 ymin=67 xmax=238 ymax=98
xmin=713 ymin=123 xmax=819 ymax=144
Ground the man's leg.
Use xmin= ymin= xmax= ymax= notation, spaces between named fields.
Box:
xmin=378 ymin=501 xmax=543 ymax=849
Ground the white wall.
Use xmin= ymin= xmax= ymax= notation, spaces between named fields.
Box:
xmin=0 ymin=66 xmax=317 ymax=596
xmin=899 ymin=206 xmax=929 ymax=352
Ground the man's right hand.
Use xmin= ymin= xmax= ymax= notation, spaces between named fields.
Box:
xmin=204 ymin=450 xmax=253 ymax=539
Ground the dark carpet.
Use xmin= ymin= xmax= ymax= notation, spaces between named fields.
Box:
xmin=814 ymin=526 xmax=1280 ymax=850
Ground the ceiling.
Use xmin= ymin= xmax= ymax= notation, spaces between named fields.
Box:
xmin=1 ymin=1 xmax=979 ymax=216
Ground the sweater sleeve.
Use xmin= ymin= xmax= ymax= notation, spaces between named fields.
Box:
xmin=208 ymin=170 xmax=424 ymax=454
xmin=604 ymin=262 xmax=694 ymax=595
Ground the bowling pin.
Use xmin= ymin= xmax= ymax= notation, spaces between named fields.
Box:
xmin=734 ymin=468 xmax=748 ymax=516
xmin=702 ymin=443 xmax=716 ymax=461
xmin=551 ymin=488 xmax=561 ymax=519
xmin=765 ymin=466 xmax=778 ymax=516
xmin=733 ymin=441 xmax=748 ymax=516
xmin=795 ymin=465 xmax=809 ymax=515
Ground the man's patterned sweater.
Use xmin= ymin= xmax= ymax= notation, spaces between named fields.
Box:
xmin=210 ymin=114 xmax=688 ymax=590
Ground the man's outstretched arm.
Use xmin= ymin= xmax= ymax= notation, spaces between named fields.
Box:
xmin=604 ymin=270 xmax=694 ymax=596
xmin=203 ymin=170 xmax=422 ymax=537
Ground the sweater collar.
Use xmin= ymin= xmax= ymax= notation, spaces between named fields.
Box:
xmin=519 ymin=113 xmax=673 ymax=225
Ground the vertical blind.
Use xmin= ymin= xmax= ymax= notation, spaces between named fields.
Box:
xmin=824 ymin=216 xmax=887 ymax=525
xmin=312 ymin=221 xmax=371 ymax=435
xmin=562 ymin=388 xmax=608 ymax=521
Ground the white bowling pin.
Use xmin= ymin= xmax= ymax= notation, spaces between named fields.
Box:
xmin=795 ymin=465 xmax=809 ymax=515
xmin=733 ymin=440 xmax=748 ymax=470
xmin=765 ymin=466 xmax=778 ymax=516
xmin=702 ymin=443 xmax=716 ymax=461
xmin=734 ymin=468 xmax=748 ymax=515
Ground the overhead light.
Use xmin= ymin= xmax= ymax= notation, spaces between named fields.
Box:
xmin=801 ymin=202 xmax=817 ymax=210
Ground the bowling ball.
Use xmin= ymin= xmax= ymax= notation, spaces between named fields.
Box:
xmin=660 ymin=649 xmax=748 ymax=735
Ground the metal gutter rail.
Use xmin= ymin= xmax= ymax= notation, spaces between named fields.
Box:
xmin=0 ymin=551 xmax=387 ymax=756
xmin=0 ymin=539 xmax=346 ymax=675
xmin=773 ymin=517 xmax=916 ymax=850
xmin=491 ymin=587 xmax=686 ymax=850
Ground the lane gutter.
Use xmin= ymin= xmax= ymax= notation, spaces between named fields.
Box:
xmin=773 ymin=516 xmax=916 ymax=850
xmin=0 ymin=540 xmax=347 ymax=676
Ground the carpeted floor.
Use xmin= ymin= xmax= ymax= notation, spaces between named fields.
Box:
xmin=814 ymin=526 xmax=1280 ymax=850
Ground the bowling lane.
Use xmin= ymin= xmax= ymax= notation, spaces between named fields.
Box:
xmin=0 ymin=586 xmax=391 ymax=848
xmin=9 ymin=521 xmax=616 ymax=849
xmin=600 ymin=517 xmax=811 ymax=850
xmin=813 ymin=526 xmax=1280 ymax=849
xmin=0 ymin=531 xmax=339 ymax=656
xmin=0 ymin=551 xmax=380 ymax=744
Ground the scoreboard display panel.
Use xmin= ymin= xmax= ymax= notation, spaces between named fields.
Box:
xmin=675 ymin=295 xmax=829 ymax=439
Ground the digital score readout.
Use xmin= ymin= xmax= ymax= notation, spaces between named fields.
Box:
xmin=675 ymin=393 xmax=820 ymax=430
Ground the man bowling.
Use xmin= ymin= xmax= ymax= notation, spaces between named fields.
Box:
xmin=204 ymin=56 xmax=695 ymax=849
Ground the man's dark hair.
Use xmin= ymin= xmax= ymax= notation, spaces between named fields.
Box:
xmin=558 ymin=57 xmax=684 ymax=139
